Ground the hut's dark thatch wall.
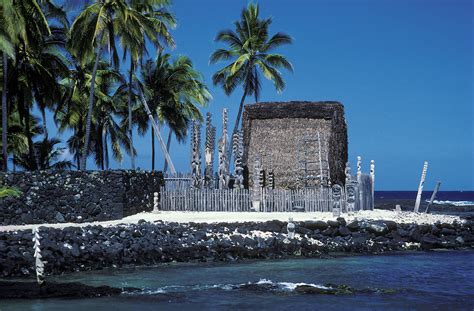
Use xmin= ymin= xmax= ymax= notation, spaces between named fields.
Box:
xmin=242 ymin=101 xmax=348 ymax=189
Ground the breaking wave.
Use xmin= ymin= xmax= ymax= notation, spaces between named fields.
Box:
xmin=129 ymin=279 xmax=329 ymax=295
xmin=429 ymin=200 xmax=474 ymax=207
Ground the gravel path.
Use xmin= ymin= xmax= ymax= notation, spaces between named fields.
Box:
xmin=0 ymin=210 xmax=463 ymax=233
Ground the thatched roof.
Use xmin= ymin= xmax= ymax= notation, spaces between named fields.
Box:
xmin=243 ymin=101 xmax=344 ymax=120
xmin=243 ymin=101 xmax=348 ymax=187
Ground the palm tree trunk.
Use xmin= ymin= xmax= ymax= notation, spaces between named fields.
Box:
xmin=40 ymin=107 xmax=48 ymax=139
xmin=1 ymin=53 xmax=8 ymax=171
xmin=128 ymin=59 xmax=135 ymax=170
xmin=151 ymin=128 xmax=155 ymax=172
xmin=163 ymin=130 xmax=172 ymax=173
xmin=80 ymin=40 xmax=104 ymax=170
xmin=23 ymin=98 xmax=40 ymax=170
xmin=97 ymin=126 xmax=104 ymax=170
xmin=227 ymin=89 xmax=248 ymax=162
xmin=104 ymin=131 xmax=109 ymax=170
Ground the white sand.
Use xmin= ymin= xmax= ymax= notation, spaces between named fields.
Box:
xmin=0 ymin=210 xmax=463 ymax=233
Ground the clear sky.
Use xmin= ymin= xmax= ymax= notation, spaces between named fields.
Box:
xmin=46 ymin=0 xmax=473 ymax=190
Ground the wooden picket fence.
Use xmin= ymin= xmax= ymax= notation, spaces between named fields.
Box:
xmin=260 ymin=187 xmax=340 ymax=212
xmin=159 ymin=188 xmax=251 ymax=212
xmin=163 ymin=173 xmax=192 ymax=191
xmin=159 ymin=186 xmax=352 ymax=212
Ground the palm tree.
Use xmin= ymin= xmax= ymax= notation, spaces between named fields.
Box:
xmin=0 ymin=0 xmax=52 ymax=171
xmin=121 ymin=0 xmax=175 ymax=169
xmin=135 ymin=53 xmax=210 ymax=171
xmin=56 ymin=61 xmax=130 ymax=170
xmin=0 ymin=107 xmax=42 ymax=169
xmin=210 ymin=3 xmax=293 ymax=160
xmin=13 ymin=137 xmax=73 ymax=170
xmin=69 ymin=0 xmax=158 ymax=170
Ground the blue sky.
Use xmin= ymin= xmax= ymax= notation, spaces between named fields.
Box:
xmin=45 ymin=0 xmax=473 ymax=190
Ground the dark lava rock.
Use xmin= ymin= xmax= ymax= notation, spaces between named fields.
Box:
xmin=383 ymin=221 xmax=398 ymax=231
xmin=441 ymin=228 xmax=456 ymax=236
xmin=327 ymin=220 xmax=340 ymax=228
xmin=263 ymin=220 xmax=284 ymax=232
xmin=346 ymin=221 xmax=360 ymax=231
xmin=296 ymin=226 xmax=313 ymax=236
xmin=336 ymin=217 xmax=347 ymax=226
xmin=365 ymin=221 xmax=389 ymax=235
xmin=420 ymin=234 xmax=442 ymax=250
xmin=338 ymin=227 xmax=351 ymax=236
xmin=0 ymin=281 xmax=139 ymax=299
xmin=303 ymin=221 xmax=328 ymax=231
xmin=55 ymin=212 xmax=65 ymax=223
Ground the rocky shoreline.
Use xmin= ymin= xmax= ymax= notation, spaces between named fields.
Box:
xmin=1 ymin=217 xmax=473 ymax=278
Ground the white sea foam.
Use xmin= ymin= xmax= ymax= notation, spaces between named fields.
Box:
xmin=134 ymin=279 xmax=328 ymax=295
xmin=430 ymin=200 xmax=474 ymax=207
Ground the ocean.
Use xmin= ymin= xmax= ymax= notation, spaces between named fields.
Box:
xmin=2 ymin=251 xmax=473 ymax=310
xmin=375 ymin=191 xmax=474 ymax=207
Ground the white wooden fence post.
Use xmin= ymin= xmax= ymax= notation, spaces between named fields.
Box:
xmin=370 ymin=160 xmax=375 ymax=210
xmin=425 ymin=181 xmax=441 ymax=213
xmin=414 ymin=161 xmax=428 ymax=213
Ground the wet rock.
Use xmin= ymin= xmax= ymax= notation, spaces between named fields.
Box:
xmin=0 ymin=281 xmax=138 ymax=299
xmin=327 ymin=220 xmax=339 ymax=228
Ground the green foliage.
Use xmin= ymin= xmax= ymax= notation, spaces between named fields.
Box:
xmin=210 ymin=3 xmax=293 ymax=101
xmin=0 ymin=186 xmax=21 ymax=198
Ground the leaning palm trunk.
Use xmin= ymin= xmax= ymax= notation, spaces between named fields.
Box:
xmin=139 ymin=91 xmax=176 ymax=174
xmin=2 ymin=53 xmax=8 ymax=171
xmin=151 ymin=129 xmax=155 ymax=171
xmin=128 ymin=59 xmax=135 ymax=169
xmin=163 ymin=130 xmax=172 ymax=173
xmin=227 ymin=90 xmax=247 ymax=163
xmin=80 ymin=41 xmax=104 ymax=170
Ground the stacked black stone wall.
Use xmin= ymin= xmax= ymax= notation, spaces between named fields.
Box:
xmin=0 ymin=170 xmax=163 ymax=225
xmin=0 ymin=218 xmax=472 ymax=277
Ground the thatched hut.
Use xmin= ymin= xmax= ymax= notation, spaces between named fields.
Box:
xmin=242 ymin=101 xmax=348 ymax=189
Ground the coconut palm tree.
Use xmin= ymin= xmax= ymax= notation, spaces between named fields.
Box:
xmin=69 ymin=0 xmax=158 ymax=170
xmin=13 ymin=137 xmax=73 ymax=170
xmin=210 ymin=3 xmax=293 ymax=160
xmin=0 ymin=0 xmax=52 ymax=171
xmin=56 ymin=61 xmax=130 ymax=170
xmin=134 ymin=53 xmax=210 ymax=171
xmin=121 ymin=0 xmax=175 ymax=169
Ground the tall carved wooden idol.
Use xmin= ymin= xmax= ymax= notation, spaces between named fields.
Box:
xmin=218 ymin=109 xmax=229 ymax=189
xmin=32 ymin=227 xmax=45 ymax=285
xmin=357 ymin=156 xmax=363 ymax=210
xmin=204 ymin=112 xmax=216 ymax=188
xmin=332 ymin=184 xmax=342 ymax=217
xmin=252 ymin=159 xmax=263 ymax=211
xmin=190 ymin=121 xmax=202 ymax=188
xmin=233 ymin=130 xmax=244 ymax=189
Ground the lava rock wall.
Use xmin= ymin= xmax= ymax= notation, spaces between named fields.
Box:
xmin=0 ymin=170 xmax=163 ymax=225
xmin=0 ymin=218 xmax=472 ymax=277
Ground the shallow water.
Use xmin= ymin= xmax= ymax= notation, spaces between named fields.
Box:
xmin=2 ymin=251 xmax=473 ymax=310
